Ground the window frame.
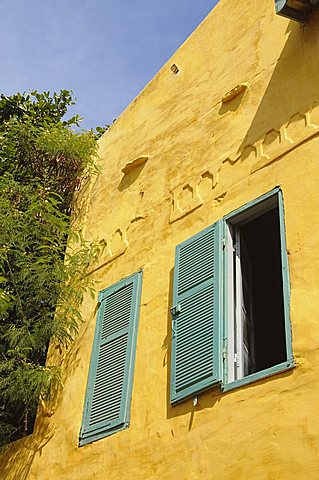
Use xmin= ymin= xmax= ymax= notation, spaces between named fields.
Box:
xmin=275 ymin=0 xmax=307 ymax=23
xmin=222 ymin=187 xmax=294 ymax=392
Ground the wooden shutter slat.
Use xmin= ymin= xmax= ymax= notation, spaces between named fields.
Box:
xmin=177 ymin=230 xmax=216 ymax=296
xmin=101 ymin=283 xmax=134 ymax=338
xmin=171 ymin=223 xmax=222 ymax=404
xmin=79 ymin=271 xmax=142 ymax=446
xmin=88 ymin=333 xmax=128 ymax=428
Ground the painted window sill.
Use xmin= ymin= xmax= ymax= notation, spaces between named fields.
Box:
xmin=221 ymin=359 xmax=295 ymax=393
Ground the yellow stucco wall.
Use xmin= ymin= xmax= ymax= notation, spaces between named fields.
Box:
xmin=1 ymin=0 xmax=319 ymax=478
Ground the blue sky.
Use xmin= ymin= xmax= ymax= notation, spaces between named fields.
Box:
xmin=0 ymin=1 xmax=218 ymax=130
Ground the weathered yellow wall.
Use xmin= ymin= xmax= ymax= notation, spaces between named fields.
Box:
xmin=1 ymin=0 xmax=319 ymax=478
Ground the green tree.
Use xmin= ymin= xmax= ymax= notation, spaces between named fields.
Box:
xmin=0 ymin=90 xmax=102 ymax=445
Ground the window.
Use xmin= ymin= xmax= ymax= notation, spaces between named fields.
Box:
xmin=275 ymin=0 xmax=312 ymax=23
xmin=170 ymin=189 xmax=293 ymax=404
xmin=79 ymin=271 xmax=143 ymax=446
xmin=224 ymin=190 xmax=293 ymax=390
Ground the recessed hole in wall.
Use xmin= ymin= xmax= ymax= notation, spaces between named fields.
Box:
xmin=171 ymin=64 xmax=179 ymax=75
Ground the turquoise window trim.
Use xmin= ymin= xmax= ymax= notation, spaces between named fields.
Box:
xmin=222 ymin=219 xmax=230 ymax=386
xmin=123 ymin=272 xmax=143 ymax=425
xmin=278 ymin=190 xmax=294 ymax=363
xmin=79 ymin=270 xmax=143 ymax=447
xmin=222 ymin=360 xmax=295 ymax=393
xmin=223 ymin=187 xmax=281 ymax=223
xmin=222 ymin=187 xmax=295 ymax=389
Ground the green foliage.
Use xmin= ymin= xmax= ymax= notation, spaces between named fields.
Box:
xmin=0 ymin=90 xmax=80 ymax=126
xmin=0 ymin=91 xmax=102 ymax=445
xmin=93 ymin=124 xmax=110 ymax=139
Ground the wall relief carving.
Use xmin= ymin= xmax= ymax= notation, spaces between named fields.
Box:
xmin=98 ymin=214 xmax=145 ymax=266
xmin=170 ymin=102 xmax=319 ymax=222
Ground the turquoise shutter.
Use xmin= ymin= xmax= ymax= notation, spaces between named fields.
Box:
xmin=79 ymin=271 xmax=142 ymax=446
xmin=170 ymin=222 xmax=222 ymax=404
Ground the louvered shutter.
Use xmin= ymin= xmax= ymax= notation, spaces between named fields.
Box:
xmin=170 ymin=222 xmax=222 ymax=404
xmin=79 ymin=271 xmax=142 ymax=446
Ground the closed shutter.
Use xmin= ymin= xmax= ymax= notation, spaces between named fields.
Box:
xmin=79 ymin=271 xmax=142 ymax=446
xmin=170 ymin=222 xmax=222 ymax=404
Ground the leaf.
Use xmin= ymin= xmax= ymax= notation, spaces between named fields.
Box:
xmin=0 ymin=90 xmax=103 ymax=445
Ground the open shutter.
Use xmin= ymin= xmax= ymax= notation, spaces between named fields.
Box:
xmin=79 ymin=271 xmax=142 ymax=446
xmin=170 ymin=222 xmax=222 ymax=404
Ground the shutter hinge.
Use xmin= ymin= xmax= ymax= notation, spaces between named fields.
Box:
xmin=98 ymin=290 xmax=104 ymax=302
xmin=234 ymin=353 xmax=240 ymax=367
xmin=85 ymin=397 xmax=90 ymax=417
xmin=170 ymin=304 xmax=181 ymax=316
xmin=172 ymin=319 xmax=177 ymax=338
xmin=222 ymin=237 xmax=226 ymax=250
xmin=222 ymin=339 xmax=227 ymax=360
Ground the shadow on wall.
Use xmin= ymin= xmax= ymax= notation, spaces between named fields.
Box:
xmin=162 ymin=266 xmax=294 ymax=431
xmin=0 ymin=412 xmax=54 ymax=480
xmin=118 ymin=161 xmax=147 ymax=192
xmin=162 ymin=268 xmax=222 ymax=429
xmin=0 ymin=305 xmax=97 ymax=480
xmin=238 ymin=12 xmax=319 ymax=155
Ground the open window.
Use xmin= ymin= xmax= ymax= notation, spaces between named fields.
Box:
xmin=224 ymin=190 xmax=294 ymax=390
xmin=170 ymin=188 xmax=294 ymax=403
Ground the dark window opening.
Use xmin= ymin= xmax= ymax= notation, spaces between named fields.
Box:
xmin=239 ymin=207 xmax=287 ymax=375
